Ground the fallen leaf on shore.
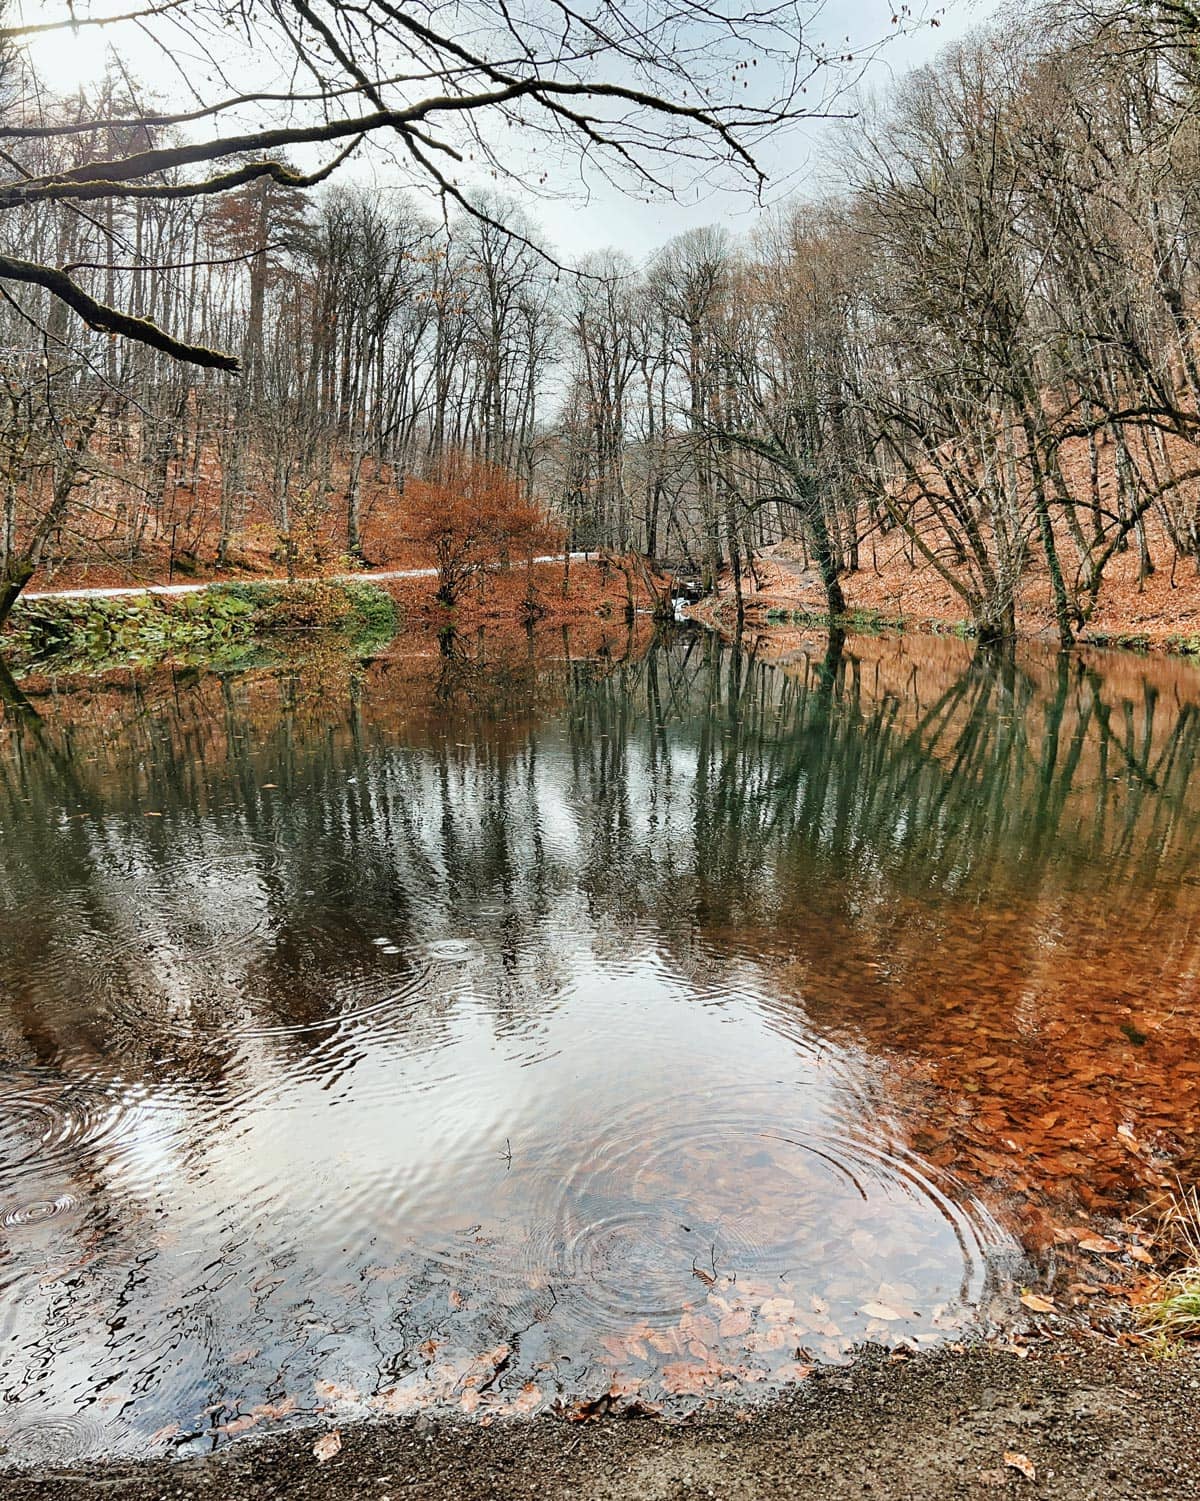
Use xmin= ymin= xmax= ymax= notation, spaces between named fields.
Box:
xmin=1019 ymin=1292 xmax=1056 ymax=1313
xmin=1078 ymin=1236 xmax=1121 ymax=1255
xmin=313 ymin=1430 xmax=342 ymax=1463
xmin=1004 ymin=1451 xmax=1037 ymax=1481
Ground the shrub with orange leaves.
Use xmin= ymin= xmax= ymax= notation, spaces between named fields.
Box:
xmin=406 ymin=451 xmax=552 ymax=607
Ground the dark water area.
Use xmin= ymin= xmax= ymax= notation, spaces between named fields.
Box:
xmin=0 ymin=628 xmax=1197 ymax=1462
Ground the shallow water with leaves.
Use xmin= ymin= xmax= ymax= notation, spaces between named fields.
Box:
xmin=0 ymin=629 xmax=1197 ymax=1461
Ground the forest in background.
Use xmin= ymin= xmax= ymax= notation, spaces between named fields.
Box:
xmin=3 ymin=1 xmax=1200 ymax=647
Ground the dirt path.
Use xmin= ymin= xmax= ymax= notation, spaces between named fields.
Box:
xmin=6 ymin=1343 xmax=1197 ymax=1500
xmin=19 ymin=555 xmax=591 ymax=605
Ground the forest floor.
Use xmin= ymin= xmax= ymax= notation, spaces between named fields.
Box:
xmin=707 ymin=537 xmax=1200 ymax=653
xmin=5 ymin=1341 xmax=1197 ymax=1500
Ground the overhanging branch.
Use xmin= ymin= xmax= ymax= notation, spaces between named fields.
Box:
xmin=0 ymin=255 xmax=241 ymax=371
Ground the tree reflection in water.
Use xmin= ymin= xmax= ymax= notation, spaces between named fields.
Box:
xmin=0 ymin=628 xmax=1196 ymax=1460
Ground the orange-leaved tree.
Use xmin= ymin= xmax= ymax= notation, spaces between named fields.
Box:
xmin=406 ymin=452 xmax=549 ymax=607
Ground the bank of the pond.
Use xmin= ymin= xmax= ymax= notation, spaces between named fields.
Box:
xmin=1 ymin=578 xmax=401 ymax=677
xmin=699 ymin=544 xmax=1200 ymax=657
xmin=5 ymin=1342 xmax=1197 ymax=1500
xmin=1 ymin=559 xmax=664 ymax=678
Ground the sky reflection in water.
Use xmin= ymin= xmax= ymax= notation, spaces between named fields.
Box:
xmin=0 ymin=630 xmax=1197 ymax=1461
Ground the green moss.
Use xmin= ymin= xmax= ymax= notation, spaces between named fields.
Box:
xmin=3 ymin=579 xmax=399 ymax=676
xmin=343 ymin=580 xmax=399 ymax=645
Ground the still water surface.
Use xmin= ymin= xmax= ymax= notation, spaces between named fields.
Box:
xmin=0 ymin=629 xmax=1197 ymax=1460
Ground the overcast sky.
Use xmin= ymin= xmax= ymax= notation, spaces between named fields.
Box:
xmin=19 ymin=0 xmax=1000 ymax=264
xmin=525 ymin=0 xmax=1001 ymax=263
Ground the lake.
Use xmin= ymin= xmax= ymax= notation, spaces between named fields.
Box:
xmin=0 ymin=627 xmax=1196 ymax=1462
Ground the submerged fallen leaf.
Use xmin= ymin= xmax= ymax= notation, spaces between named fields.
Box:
xmin=1004 ymin=1451 xmax=1037 ymax=1481
xmin=314 ymin=1378 xmax=362 ymax=1407
xmin=508 ymin=1383 xmax=543 ymax=1415
xmin=661 ymin=1360 xmax=722 ymax=1396
xmin=860 ymin=1300 xmax=907 ymax=1321
xmin=313 ymin=1429 xmax=342 ymax=1464
xmin=718 ymin=1309 xmax=752 ymax=1338
xmin=759 ymin=1298 xmax=797 ymax=1322
xmin=214 ymin=1396 xmax=297 ymax=1436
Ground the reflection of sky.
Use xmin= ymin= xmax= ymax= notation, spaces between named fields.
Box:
xmin=0 ymin=653 xmax=1039 ymax=1459
xmin=0 ymin=934 xmax=1006 ymax=1460
xmin=17 ymin=0 xmax=1000 ymax=260
xmin=6 ymin=633 xmax=1194 ymax=1459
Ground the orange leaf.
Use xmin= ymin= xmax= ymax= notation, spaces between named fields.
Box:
xmin=719 ymin=1309 xmax=752 ymax=1338
xmin=313 ymin=1430 xmax=342 ymax=1464
xmin=860 ymin=1300 xmax=907 ymax=1321
xmin=1004 ymin=1451 xmax=1036 ymax=1481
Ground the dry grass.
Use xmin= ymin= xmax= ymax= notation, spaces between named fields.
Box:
xmin=1141 ymin=1183 xmax=1200 ymax=1340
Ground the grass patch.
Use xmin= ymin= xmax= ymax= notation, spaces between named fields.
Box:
xmin=1144 ymin=1281 xmax=1200 ymax=1339
xmin=4 ymin=579 xmax=399 ymax=675
xmin=1139 ymin=1183 xmax=1200 ymax=1343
